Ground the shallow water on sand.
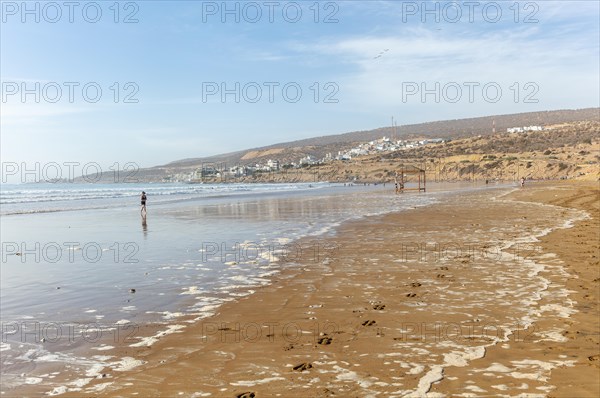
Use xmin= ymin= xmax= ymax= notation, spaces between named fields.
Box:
xmin=3 ymin=182 xmax=493 ymax=395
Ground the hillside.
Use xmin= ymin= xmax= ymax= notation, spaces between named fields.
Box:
xmin=76 ymin=108 xmax=599 ymax=183
xmin=195 ymin=120 xmax=600 ymax=184
xmin=161 ymin=108 xmax=598 ymax=170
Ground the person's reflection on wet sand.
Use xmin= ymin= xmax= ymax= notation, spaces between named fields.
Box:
xmin=142 ymin=214 xmax=148 ymax=238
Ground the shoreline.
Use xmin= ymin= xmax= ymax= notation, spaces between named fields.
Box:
xmin=8 ymin=181 xmax=599 ymax=397
xmin=3 ymin=183 xmax=442 ymax=397
xmin=505 ymin=182 xmax=599 ymax=397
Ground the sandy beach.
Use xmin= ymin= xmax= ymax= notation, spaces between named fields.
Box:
xmin=40 ymin=182 xmax=600 ymax=397
xmin=509 ymin=182 xmax=599 ymax=397
xmin=4 ymin=0 xmax=598 ymax=396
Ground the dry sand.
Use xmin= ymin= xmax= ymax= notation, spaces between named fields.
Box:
xmin=63 ymin=181 xmax=598 ymax=397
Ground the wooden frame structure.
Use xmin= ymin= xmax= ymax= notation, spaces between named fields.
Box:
xmin=395 ymin=165 xmax=426 ymax=193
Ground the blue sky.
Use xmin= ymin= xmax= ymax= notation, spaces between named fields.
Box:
xmin=1 ymin=1 xmax=599 ymax=175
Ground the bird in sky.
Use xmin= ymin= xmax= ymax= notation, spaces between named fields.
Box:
xmin=373 ymin=49 xmax=390 ymax=59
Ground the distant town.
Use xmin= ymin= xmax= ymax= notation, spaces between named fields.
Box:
xmin=166 ymin=125 xmax=544 ymax=183
xmin=165 ymin=136 xmax=447 ymax=182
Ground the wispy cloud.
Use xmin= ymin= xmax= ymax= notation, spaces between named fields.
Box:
xmin=1 ymin=1 xmax=597 ymax=166
xmin=0 ymin=103 xmax=90 ymax=127
xmin=282 ymin=20 xmax=598 ymax=110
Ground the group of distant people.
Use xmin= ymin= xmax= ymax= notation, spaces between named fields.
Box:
xmin=394 ymin=174 xmax=404 ymax=194
xmin=389 ymin=176 xmax=525 ymax=193
xmin=486 ymin=177 xmax=526 ymax=187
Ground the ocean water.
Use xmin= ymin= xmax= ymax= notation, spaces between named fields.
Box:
xmin=0 ymin=181 xmax=497 ymax=395
xmin=0 ymin=182 xmax=340 ymax=216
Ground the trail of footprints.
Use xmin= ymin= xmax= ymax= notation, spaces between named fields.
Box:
xmin=284 ymin=277 xmax=431 ymax=387
xmin=406 ymin=280 xmax=423 ymax=297
xmin=279 ymin=238 xmax=561 ymax=394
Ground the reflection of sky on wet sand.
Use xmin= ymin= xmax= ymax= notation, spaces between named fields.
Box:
xmin=0 ymin=182 xmax=506 ymax=395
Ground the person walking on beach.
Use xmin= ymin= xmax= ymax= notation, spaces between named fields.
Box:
xmin=140 ymin=191 xmax=147 ymax=215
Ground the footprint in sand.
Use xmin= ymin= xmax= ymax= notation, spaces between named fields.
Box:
xmin=362 ymin=320 xmax=376 ymax=326
xmin=373 ymin=304 xmax=386 ymax=310
xmin=293 ymin=362 xmax=313 ymax=371
xmin=237 ymin=393 xmax=255 ymax=398
xmin=284 ymin=344 xmax=294 ymax=351
xmin=406 ymin=293 xmax=417 ymax=297
xmin=436 ymin=274 xmax=446 ymax=278
xmin=439 ymin=266 xmax=449 ymax=270
xmin=410 ymin=282 xmax=422 ymax=287
xmin=318 ymin=336 xmax=333 ymax=345
xmin=588 ymin=354 xmax=599 ymax=361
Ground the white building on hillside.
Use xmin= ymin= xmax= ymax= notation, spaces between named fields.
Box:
xmin=267 ymin=159 xmax=280 ymax=171
xmin=507 ymin=126 xmax=544 ymax=133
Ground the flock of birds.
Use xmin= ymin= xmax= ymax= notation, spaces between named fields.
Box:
xmin=373 ymin=48 xmax=390 ymax=59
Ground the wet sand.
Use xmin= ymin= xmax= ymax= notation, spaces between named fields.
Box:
xmin=55 ymin=181 xmax=598 ymax=397
xmin=508 ymin=182 xmax=599 ymax=398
